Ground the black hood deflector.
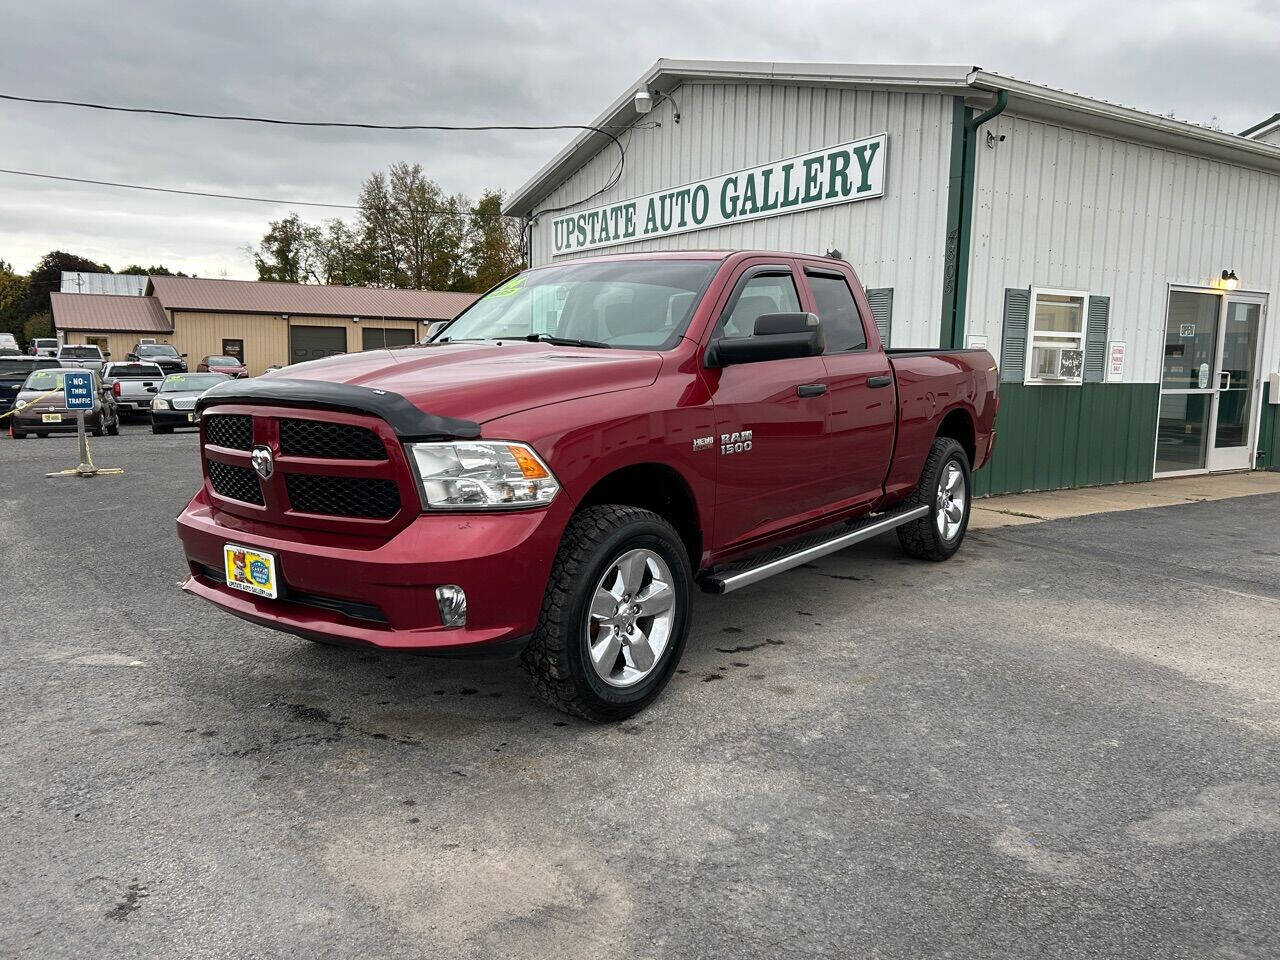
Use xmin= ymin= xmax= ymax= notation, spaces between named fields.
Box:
xmin=197 ymin=377 xmax=482 ymax=440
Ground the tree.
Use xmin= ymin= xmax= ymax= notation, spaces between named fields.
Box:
xmin=19 ymin=251 xmax=111 ymax=320
xmin=467 ymin=190 xmax=525 ymax=291
xmin=23 ymin=311 xmax=53 ymax=341
xmin=0 ymin=261 xmax=26 ymax=343
xmin=119 ymin=264 xmax=191 ymax=277
xmin=253 ymin=213 xmax=322 ymax=283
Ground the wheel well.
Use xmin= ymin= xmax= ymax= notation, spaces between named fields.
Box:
xmin=937 ymin=408 xmax=976 ymax=467
xmin=578 ymin=464 xmax=702 ymax=565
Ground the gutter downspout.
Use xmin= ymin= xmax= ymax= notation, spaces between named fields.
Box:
xmin=940 ymin=89 xmax=1007 ymax=349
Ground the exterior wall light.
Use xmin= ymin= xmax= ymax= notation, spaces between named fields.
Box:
xmin=1220 ymin=270 xmax=1239 ymax=291
xmin=634 ymin=89 xmax=654 ymax=114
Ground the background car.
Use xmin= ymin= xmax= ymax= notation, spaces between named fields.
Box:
xmin=56 ymin=344 xmax=109 ymax=374
xmin=29 ymin=338 xmax=59 ymax=357
xmin=0 ymin=356 xmax=61 ymax=420
xmin=197 ymin=355 xmax=248 ymax=377
xmin=150 ymin=372 xmax=229 ymax=433
xmin=128 ymin=342 xmax=188 ymax=374
xmin=9 ymin=366 xmax=119 ymax=438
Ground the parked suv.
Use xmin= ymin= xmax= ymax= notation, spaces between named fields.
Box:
xmin=178 ymin=251 xmax=998 ymax=720
xmin=128 ymin=342 xmax=188 ymax=374
xmin=29 ymin=338 xmax=59 ymax=357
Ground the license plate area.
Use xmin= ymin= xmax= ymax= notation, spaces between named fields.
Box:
xmin=42 ymin=413 xmax=62 ymax=423
xmin=223 ymin=543 xmax=278 ymax=599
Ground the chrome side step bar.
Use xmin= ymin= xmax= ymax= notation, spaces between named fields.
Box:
xmin=699 ymin=504 xmax=930 ymax=595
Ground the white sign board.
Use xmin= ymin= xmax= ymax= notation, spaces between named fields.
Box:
xmin=967 ymin=335 xmax=989 ymax=350
xmin=549 ymin=134 xmax=888 ymax=256
xmin=1107 ymin=341 xmax=1126 ymax=382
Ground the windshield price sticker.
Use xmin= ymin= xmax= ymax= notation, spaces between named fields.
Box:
xmin=63 ymin=370 xmax=95 ymax=410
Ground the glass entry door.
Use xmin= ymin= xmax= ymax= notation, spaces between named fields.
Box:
xmin=1156 ymin=290 xmax=1266 ymax=475
xmin=1207 ymin=298 xmax=1264 ymax=471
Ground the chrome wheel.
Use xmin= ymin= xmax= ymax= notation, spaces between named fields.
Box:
xmin=586 ymin=547 xmax=676 ymax=688
xmin=935 ymin=460 xmax=966 ymax=541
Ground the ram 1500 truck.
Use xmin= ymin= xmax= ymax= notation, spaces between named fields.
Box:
xmin=177 ymin=251 xmax=998 ymax=720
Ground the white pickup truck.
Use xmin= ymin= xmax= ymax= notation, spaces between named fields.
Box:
xmin=101 ymin=361 xmax=166 ymax=417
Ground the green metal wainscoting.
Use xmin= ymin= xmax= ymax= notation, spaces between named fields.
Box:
xmin=973 ymin=383 xmax=1161 ymax=496
xmin=1259 ymin=383 xmax=1279 ymax=470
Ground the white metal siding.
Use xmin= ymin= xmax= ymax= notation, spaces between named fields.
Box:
xmin=968 ymin=112 xmax=1280 ymax=384
xmin=528 ymin=83 xmax=954 ymax=348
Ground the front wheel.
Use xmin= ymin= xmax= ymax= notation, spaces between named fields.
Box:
xmin=152 ymin=424 xmax=172 ymax=434
xmin=897 ymin=436 xmax=972 ymax=561
xmin=522 ymin=505 xmax=692 ymax=722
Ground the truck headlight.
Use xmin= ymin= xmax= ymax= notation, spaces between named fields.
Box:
xmin=407 ymin=441 xmax=560 ymax=510
xmin=153 ymin=397 xmax=170 ymax=410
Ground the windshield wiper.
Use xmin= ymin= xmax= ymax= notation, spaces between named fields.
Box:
xmin=523 ymin=333 xmax=609 ymax=349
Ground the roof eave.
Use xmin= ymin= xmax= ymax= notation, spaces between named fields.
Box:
xmin=503 ymin=58 xmax=976 ymax=218
xmin=967 ymin=71 xmax=1280 ymax=174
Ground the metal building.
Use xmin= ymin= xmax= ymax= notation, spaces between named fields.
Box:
xmin=505 ymin=60 xmax=1280 ymax=494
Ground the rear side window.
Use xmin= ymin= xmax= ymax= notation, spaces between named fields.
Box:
xmin=716 ymin=272 xmax=802 ymax=339
xmin=808 ymin=273 xmax=867 ymax=352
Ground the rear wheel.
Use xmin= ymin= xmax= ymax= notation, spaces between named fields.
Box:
xmin=106 ymin=416 xmax=119 ymax=436
xmin=522 ymin=505 xmax=692 ymax=722
xmin=897 ymin=436 xmax=971 ymax=561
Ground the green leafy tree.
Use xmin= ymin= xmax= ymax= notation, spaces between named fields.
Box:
xmin=0 ymin=260 xmax=26 ymax=343
xmin=23 ymin=310 xmax=53 ymax=341
xmin=253 ymin=213 xmax=322 ymax=283
xmin=119 ymin=264 xmax=191 ymax=277
xmin=467 ymin=190 xmax=525 ymax=291
xmin=19 ymin=251 xmax=111 ymax=320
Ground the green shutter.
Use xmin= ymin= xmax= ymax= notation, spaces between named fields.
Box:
xmin=866 ymin=288 xmax=893 ymax=347
xmin=1000 ymin=288 xmax=1030 ymax=383
xmin=1084 ymin=295 xmax=1110 ymax=383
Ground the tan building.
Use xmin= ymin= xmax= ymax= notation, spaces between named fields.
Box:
xmin=52 ymin=276 xmax=479 ymax=375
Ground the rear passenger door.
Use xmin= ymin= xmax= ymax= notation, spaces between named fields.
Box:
xmin=703 ymin=260 xmax=832 ymax=551
xmin=803 ymin=266 xmax=896 ymax=509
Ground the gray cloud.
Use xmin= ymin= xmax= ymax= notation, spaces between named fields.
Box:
xmin=2 ymin=0 xmax=1276 ymax=277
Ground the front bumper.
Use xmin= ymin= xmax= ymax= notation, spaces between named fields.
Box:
xmin=12 ymin=408 xmax=102 ymax=432
xmin=176 ymin=487 xmax=570 ymax=651
xmin=152 ymin=408 xmax=199 ymax=426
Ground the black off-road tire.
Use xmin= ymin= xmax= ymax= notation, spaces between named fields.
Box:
xmin=106 ymin=414 xmax=120 ymax=436
xmin=10 ymin=429 xmax=26 ymax=439
xmin=522 ymin=504 xmax=693 ymax=722
xmin=36 ymin=431 xmax=48 ymax=438
xmin=152 ymin=424 xmax=172 ymax=434
xmin=897 ymin=436 xmax=972 ymax=561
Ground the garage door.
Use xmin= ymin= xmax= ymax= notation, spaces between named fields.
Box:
xmin=289 ymin=326 xmax=347 ymax=364
xmin=361 ymin=327 xmax=417 ymax=350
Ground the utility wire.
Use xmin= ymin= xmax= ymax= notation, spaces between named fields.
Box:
xmin=0 ymin=90 xmax=632 ymax=220
xmin=0 ymin=167 xmax=359 ymax=209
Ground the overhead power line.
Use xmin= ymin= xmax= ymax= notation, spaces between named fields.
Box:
xmin=0 ymin=91 xmax=631 ymax=217
xmin=0 ymin=168 xmax=359 ymax=209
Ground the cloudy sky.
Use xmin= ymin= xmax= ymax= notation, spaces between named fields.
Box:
xmin=1 ymin=0 xmax=1276 ymax=279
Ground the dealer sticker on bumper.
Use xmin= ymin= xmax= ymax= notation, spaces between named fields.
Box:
xmin=223 ymin=543 xmax=278 ymax=599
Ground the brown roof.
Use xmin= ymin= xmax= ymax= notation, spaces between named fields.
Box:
xmin=148 ymin=276 xmax=478 ymax=321
xmin=51 ymin=292 xmax=173 ymax=333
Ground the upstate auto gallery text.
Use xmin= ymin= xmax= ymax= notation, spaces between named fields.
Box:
xmin=549 ymin=133 xmax=887 ymax=255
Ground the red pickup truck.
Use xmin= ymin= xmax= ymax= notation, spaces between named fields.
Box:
xmin=178 ymin=251 xmax=997 ymax=720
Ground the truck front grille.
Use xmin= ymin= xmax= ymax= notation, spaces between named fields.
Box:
xmin=285 ymin=473 xmax=400 ymax=519
xmin=279 ymin=418 xmax=386 ymax=460
xmin=207 ymin=459 xmax=264 ymax=505
xmin=204 ymin=414 xmax=253 ymax=450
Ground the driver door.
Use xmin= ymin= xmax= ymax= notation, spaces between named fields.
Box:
xmin=702 ymin=261 xmax=832 ymax=552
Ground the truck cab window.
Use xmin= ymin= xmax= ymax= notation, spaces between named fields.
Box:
xmin=717 ymin=273 xmax=801 ymax=339
xmin=808 ymin=273 xmax=866 ymax=352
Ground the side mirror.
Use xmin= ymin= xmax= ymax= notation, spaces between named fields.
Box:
xmin=103 ymin=351 xmax=111 ymax=358
xmin=705 ymin=312 xmax=824 ymax=367
xmin=423 ymin=320 xmax=449 ymax=341
xmin=146 ymin=386 xmax=158 ymax=393
xmin=181 ymin=353 xmax=188 ymax=358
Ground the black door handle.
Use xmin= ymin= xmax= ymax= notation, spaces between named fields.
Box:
xmin=796 ymin=383 xmax=828 ymax=398
xmin=867 ymin=375 xmax=893 ymax=388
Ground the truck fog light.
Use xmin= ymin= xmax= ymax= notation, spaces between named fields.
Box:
xmin=435 ymin=585 xmax=467 ymax=627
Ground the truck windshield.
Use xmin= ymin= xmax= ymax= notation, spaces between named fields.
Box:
xmin=440 ymin=259 xmax=719 ymax=350
xmin=137 ymin=344 xmax=179 ymax=358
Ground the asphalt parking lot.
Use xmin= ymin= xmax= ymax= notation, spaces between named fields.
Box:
xmin=2 ymin=422 xmax=1279 ymax=960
